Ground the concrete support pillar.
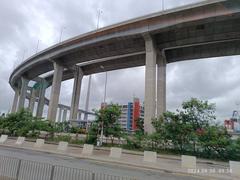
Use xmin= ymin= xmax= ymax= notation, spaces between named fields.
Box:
xmin=58 ymin=108 xmax=63 ymax=122
xmin=47 ymin=62 xmax=63 ymax=121
xmin=28 ymin=88 xmax=36 ymax=113
xmin=144 ymin=34 xmax=156 ymax=133
xmin=36 ymin=79 xmax=46 ymax=118
xmin=157 ymin=53 xmax=166 ymax=117
xmin=17 ymin=77 xmax=29 ymax=111
xmin=69 ymin=67 xmax=83 ymax=120
xmin=62 ymin=109 xmax=67 ymax=122
xmin=11 ymin=89 xmax=19 ymax=113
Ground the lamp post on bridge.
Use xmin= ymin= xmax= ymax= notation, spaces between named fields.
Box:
xmin=59 ymin=26 xmax=66 ymax=43
xmin=97 ymin=9 xmax=103 ymax=30
xmin=35 ymin=40 xmax=40 ymax=54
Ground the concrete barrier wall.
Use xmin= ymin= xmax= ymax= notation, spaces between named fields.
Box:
xmin=230 ymin=161 xmax=240 ymax=177
xmin=143 ymin=151 xmax=157 ymax=163
xmin=181 ymin=155 xmax=196 ymax=169
xmin=82 ymin=144 xmax=94 ymax=155
xmin=34 ymin=139 xmax=45 ymax=148
xmin=0 ymin=135 xmax=8 ymax=143
xmin=15 ymin=137 xmax=25 ymax=145
xmin=57 ymin=141 xmax=68 ymax=151
xmin=109 ymin=147 xmax=122 ymax=158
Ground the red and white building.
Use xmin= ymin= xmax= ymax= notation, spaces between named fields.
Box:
xmin=118 ymin=98 xmax=144 ymax=131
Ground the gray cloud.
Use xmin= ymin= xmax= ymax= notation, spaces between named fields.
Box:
xmin=0 ymin=0 xmax=239 ymax=122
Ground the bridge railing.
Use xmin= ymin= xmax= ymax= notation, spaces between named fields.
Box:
xmin=0 ymin=155 xmax=136 ymax=180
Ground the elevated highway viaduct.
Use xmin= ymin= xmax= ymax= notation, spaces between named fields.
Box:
xmin=9 ymin=0 xmax=240 ymax=132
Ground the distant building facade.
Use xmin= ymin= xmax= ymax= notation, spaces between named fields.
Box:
xmin=118 ymin=98 xmax=144 ymax=131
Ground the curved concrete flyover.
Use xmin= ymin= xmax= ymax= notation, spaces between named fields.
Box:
xmin=25 ymin=89 xmax=95 ymax=121
xmin=9 ymin=0 xmax=240 ymax=133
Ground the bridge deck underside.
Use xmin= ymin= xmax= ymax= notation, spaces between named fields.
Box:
xmin=40 ymin=13 xmax=240 ymax=85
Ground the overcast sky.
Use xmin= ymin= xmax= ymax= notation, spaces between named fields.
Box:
xmin=0 ymin=0 xmax=240 ymax=122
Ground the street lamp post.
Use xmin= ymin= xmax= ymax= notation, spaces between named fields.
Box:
xmin=84 ymin=75 xmax=92 ymax=122
xmin=99 ymin=65 xmax=108 ymax=146
xmin=103 ymin=71 xmax=108 ymax=105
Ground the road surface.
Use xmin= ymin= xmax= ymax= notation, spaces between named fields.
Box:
xmin=0 ymin=146 xmax=204 ymax=180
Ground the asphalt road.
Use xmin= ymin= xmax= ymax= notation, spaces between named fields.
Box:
xmin=0 ymin=146 xmax=204 ymax=180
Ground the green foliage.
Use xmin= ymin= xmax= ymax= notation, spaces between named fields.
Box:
xmin=86 ymin=122 xmax=98 ymax=144
xmin=153 ymin=111 xmax=198 ymax=152
xmin=54 ymin=122 xmax=71 ymax=133
xmin=53 ymin=135 xmax=72 ymax=142
xmin=180 ymin=98 xmax=216 ymax=130
xmin=0 ymin=109 xmax=54 ymax=137
xmin=198 ymin=125 xmax=231 ymax=159
xmin=124 ymin=98 xmax=238 ymax=161
xmin=125 ymin=132 xmax=144 ymax=150
xmin=136 ymin=117 xmax=144 ymax=135
xmin=0 ymin=110 xmax=48 ymax=136
xmin=226 ymin=138 xmax=240 ymax=160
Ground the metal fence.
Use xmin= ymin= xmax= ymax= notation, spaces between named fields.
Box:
xmin=0 ymin=155 xmax=136 ymax=180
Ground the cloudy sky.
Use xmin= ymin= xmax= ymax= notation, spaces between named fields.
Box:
xmin=0 ymin=0 xmax=240 ymax=122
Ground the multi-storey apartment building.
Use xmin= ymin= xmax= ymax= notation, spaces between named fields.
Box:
xmin=118 ymin=98 xmax=144 ymax=131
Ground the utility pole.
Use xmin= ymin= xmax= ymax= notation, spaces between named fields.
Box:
xmin=96 ymin=9 xmax=105 ymax=147
xmin=100 ymin=65 xmax=108 ymax=146
xmin=100 ymin=65 xmax=108 ymax=105
xmin=104 ymin=71 xmax=107 ymax=104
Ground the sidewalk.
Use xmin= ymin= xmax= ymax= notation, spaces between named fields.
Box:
xmin=0 ymin=139 xmax=236 ymax=180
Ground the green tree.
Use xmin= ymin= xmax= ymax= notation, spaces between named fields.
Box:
xmin=87 ymin=104 xmax=123 ymax=145
xmin=152 ymin=112 xmax=194 ymax=152
xmin=180 ymin=98 xmax=216 ymax=130
xmin=151 ymin=98 xmax=217 ymax=153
